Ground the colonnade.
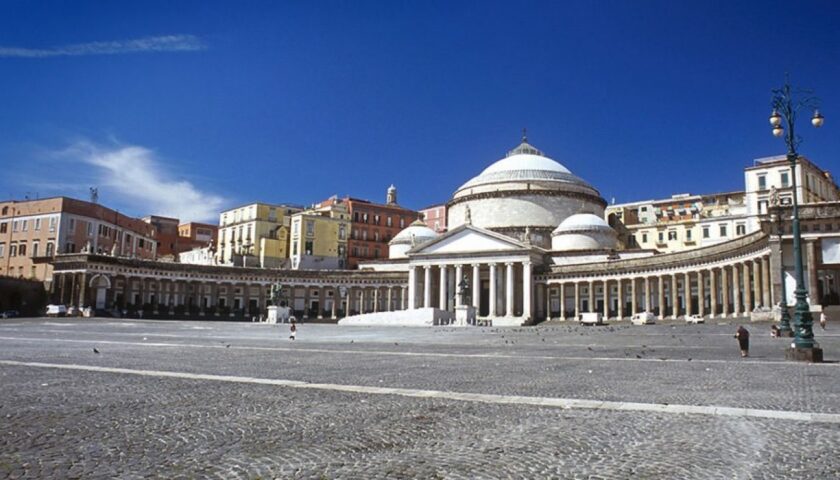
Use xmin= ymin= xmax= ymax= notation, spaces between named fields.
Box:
xmin=52 ymin=271 xmax=408 ymax=320
xmin=540 ymin=255 xmax=773 ymax=320
xmin=407 ymin=260 xmax=533 ymax=319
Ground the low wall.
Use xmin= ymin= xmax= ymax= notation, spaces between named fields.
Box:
xmin=338 ymin=308 xmax=454 ymax=327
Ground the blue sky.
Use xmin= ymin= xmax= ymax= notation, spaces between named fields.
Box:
xmin=1 ymin=0 xmax=839 ymax=222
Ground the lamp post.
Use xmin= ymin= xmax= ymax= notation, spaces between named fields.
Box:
xmin=772 ymin=203 xmax=793 ymax=336
xmin=768 ymin=77 xmax=825 ymax=361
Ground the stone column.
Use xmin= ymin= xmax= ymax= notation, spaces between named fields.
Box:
xmin=505 ymin=263 xmax=515 ymax=316
xmin=684 ymin=272 xmax=692 ymax=317
xmin=655 ymin=276 xmax=663 ymax=319
xmin=387 ymin=286 xmax=393 ymax=312
xmin=697 ymin=270 xmax=705 ymax=317
xmin=752 ymin=260 xmax=761 ymax=308
xmin=408 ymin=266 xmax=417 ymax=310
xmin=489 ymin=263 xmax=497 ymax=317
xmin=472 ymin=264 xmax=480 ymax=310
xmin=616 ymin=279 xmax=624 ymax=319
xmin=439 ymin=265 xmax=448 ymax=310
xmin=644 ymin=277 xmax=651 ymax=313
xmin=588 ymin=280 xmax=595 ymax=313
xmin=423 ymin=266 xmax=432 ymax=308
xmin=743 ymin=262 xmax=752 ymax=313
xmin=671 ymin=275 xmax=679 ymax=319
xmin=545 ymin=284 xmax=552 ymax=320
xmin=574 ymin=282 xmax=580 ymax=317
xmin=331 ymin=287 xmax=338 ymax=319
xmin=709 ymin=269 xmax=717 ymax=318
xmin=360 ymin=288 xmax=367 ymax=314
xmin=762 ymin=256 xmax=771 ymax=308
xmin=721 ymin=267 xmax=730 ymax=316
xmin=732 ymin=264 xmax=741 ymax=317
xmin=522 ymin=261 xmax=532 ymax=320
xmin=631 ymin=277 xmax=637 ymax=316
xmin=806 ymin=240 xmax=819 ymax=305
xmin=78 ymin=272 xmax=88 ymax=308
xmin=559 ymin=283 xmax=566 ymax=319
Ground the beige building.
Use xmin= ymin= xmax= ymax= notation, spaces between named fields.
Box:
xmin=608 ymin=192 xmax=748 ymax=253
xmin=216 ymin=202 xmax=302 ymax=268
xmin=0 ymin=196 xmax=156 ymax=286
xmin=290 ymin=201 xmax=350 ymax=270
xmin=744 ymin=155 xmax=840 ymax=232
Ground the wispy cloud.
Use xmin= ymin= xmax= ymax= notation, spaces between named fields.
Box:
xmin=0 ymin=35 xmax=204 ymax=58
xmin=61 ymin=140 xmax=226 ymax=223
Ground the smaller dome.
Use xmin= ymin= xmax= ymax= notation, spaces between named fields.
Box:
xmin=552 ymin=213 xmax=612 ymax=235
xmin=390 ymin=219 xmax=437 ymax=246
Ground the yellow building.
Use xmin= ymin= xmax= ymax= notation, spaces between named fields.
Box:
xmin=216 ymin=203 xmax=302 ymax=268
xmin=290 ymin=201 xmax=350 ymax=270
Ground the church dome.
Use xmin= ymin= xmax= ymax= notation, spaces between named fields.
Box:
xmin=454 ymin=139 xmax=594 ymax=193
xmin=551 ymin=213 xmax=618 ymax=251
xmin=447 ymin=133 xmax=607 ymax=248
xmin=389 ymin=219 xmax=438 ymax=258
xmin=552 ymin=213 xmax=612 ymax=234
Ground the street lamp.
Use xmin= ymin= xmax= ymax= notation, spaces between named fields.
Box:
xmin=768 ymin=77 xmax=825 ymax=361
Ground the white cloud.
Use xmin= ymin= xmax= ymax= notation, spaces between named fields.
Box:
xmin=0 ymin=35 xmax=204 ymax=58
xmin=64 ymin=141 xmax=226 ymax=223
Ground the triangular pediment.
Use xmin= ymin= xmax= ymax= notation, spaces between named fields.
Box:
xmin=409 ymin=225 xmax=529 ymax=255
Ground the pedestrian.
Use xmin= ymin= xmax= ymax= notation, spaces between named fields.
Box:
xmin=734 ymin=325 xmax=750 ymax=357
xmin=820 ymin=311 xmax=827 ymax=330
xmin=770 ymin=324 xmax=780 ymax=338
xmin=289 ymin=319 xmax=297 ymax=341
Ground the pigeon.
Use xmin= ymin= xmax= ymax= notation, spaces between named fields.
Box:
xmin=687 ymin=358 xmax=692 ymax=362
xmin=635 ymin=354 xmax=642 ymax=359
xmin=93 ymin=348 xmax=100 ymax=354
xmin=226 ymin=344 xmax=231 ymax=348
xmin=587 ymin=347 xmax=593 ymax=351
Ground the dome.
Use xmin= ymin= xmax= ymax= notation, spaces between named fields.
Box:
xmin=454 ymin=139 xmax=594 ymax=193
xmin=552 ymin=213 xmax=612 ymax=234
xmin=551 ymin=213 xmax=618 ymax=251
xmin=389 ymin=219 xmax=438 ymax=259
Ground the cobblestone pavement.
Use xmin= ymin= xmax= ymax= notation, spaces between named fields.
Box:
xmin=1 ymin=318 xmax=839 ymax=479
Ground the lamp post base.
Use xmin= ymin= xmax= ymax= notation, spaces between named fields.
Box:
xmin=785 ymin=346 xmax=823 ymax=363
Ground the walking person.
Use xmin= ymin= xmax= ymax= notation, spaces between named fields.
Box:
xmin=289 ymin=319 xmax=297 ymax=341
xmin=820 ymin=311 xmax=827 ymax=330
xmin=734 ymin=325 xmax=750 ymax=357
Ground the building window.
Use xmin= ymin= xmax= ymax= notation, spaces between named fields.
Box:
xmin=339 ymin=224 xmax=346 ymax=240
xmin=18 ymin=243 xmax=26 ymax=256
xmin=306 ymin=221 xmax=314 ymax=236
xmin=374 ymin=248 xmax=380 ymax=258
xmin=362 ymin=230 xmax=368 ymax=241
xmin=292 ymin=242 xmax=298 ymax=255
xmin=668 ymin=231 xmax=677 ymax=241
xmin=46 ymin=242 xmax=54 ymax=256
xmin=641 ymin=233 xmax=648 ymax=243
xmin=0 ymin=243 xmax=4 ymax=258
xmin=10 ymin=244 xmax=17 ymax=257
xmin=686 ymin=230 xmax=692 ymax=241
xmin=400 ymin=217 xmax=405 ymax=228
xmin=386 ymin=216 xmax=392 ymax=227
xmin=31 ymin=242 xmax=39 ymax=257
xmin=363 ymin=213 xmax=369 ymax=223
xmin=13 ymin=220 xmax=19 ymax=232
xmin=640 ymin=206 xmax=648 ymax=212
xmin=658 ymin=232 xmax=664 ymax=242
xmin=374 ymin=215 xmax=380 ymax=225
xmin=21 ymin=220 xmax=27 ymax=231
xmin=374 ymin=231 xmax=380 ymax=242
xmin=34 ymin=218 xmax=41 ymax=230
xmin=736 ymin=224 xmax=746 ymax=235
xmin=0 ymin=222 xmax=5 ymax=234
xmin=758 ymin=175 xmax=766 ymax=190
xmin=719 ymin=225 xmax=728 ymax=237
xmin=702 ymin=226 xmax=710 ymax=239
xmin=87 ymin=222 xmax=93 ymax=237
xmin=68 ymin=218 xmax=75 ymax=232
xmin=49 ymin=217 xmax=56 ymax=232
xmin=305 ymin=241 xmax=313 ymax=255
xmin=338 ymin=245 xmax=346 ymax=257
xmin=781 ymin=171 xmax=790 ymax=188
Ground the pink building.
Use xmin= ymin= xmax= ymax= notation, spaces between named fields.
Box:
xmin=419 ymin=203 xmax=447 ymax=233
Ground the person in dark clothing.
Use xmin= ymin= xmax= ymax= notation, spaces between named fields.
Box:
xmin=735 ymin=325 xmax=750 ymax=357
xmin=289 ymin=320 xmax=297 ymax=341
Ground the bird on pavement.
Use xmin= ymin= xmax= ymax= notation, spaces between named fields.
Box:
xmin=93 ymin=348 xmax=100 ymax=354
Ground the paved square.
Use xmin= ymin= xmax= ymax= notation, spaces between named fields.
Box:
xmin=1 ymin=318 xmax=840 ymax=479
